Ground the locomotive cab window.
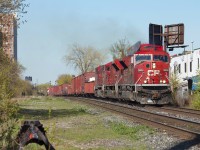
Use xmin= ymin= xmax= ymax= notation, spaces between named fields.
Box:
xmin=135 ymin=54 xmax=151 ymax=64
xmin=153 ymin=55 xmax=168 ymax=62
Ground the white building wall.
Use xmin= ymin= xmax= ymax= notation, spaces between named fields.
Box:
xmin=170 ymin=49 xmax=200 ymax=83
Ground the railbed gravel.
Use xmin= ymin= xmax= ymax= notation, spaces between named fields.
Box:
xmin=87 ymin=103 xmax=200 ymax=150
xmin=104 ymin=113 xmax=200 ymax=150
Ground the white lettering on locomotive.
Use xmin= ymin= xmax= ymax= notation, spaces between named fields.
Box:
xmin=147 ymin=70 xmax=160 ymax=76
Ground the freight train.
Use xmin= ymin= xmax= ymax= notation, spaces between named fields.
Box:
xmin=48 ymin=43 xmax=172 ymax=105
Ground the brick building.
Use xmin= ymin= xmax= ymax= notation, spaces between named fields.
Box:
xmin=0 ymin=13 xmax=17 ymax=61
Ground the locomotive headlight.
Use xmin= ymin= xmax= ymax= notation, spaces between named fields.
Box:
xmin=144 ymin=80 xmax=147 ymax=83
xmin=160 ymin=80 xmax=163 ymax=83
xmin=163 ymin=80 xmax=166 ymax=83
xmin=152 ymin=62 xmax=156 ymax=69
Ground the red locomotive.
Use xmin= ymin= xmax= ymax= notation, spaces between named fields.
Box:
xmin=48 ymin=43 xmax=171 ymax=105
xmin=95 ymin=44 xmax=171 ymax=104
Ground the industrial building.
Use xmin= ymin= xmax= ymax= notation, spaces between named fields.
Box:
xmin=0 ymin=13 xmax=17 ymax=61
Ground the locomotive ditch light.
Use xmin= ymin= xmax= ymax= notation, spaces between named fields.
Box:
xmin=152 ymin=62 xmax=156 ymax=69
xmin=163 ymin=80 xmax=166 ymax=83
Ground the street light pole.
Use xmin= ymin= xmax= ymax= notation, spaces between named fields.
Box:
xmin=191 ymin=41 xmax=194 ymax=52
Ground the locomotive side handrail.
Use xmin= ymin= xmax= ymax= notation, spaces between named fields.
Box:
xmin=135 ymin=72 xmax=144 ymax=92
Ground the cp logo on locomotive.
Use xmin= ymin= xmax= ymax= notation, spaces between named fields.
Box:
xmin=147 ymin=70 xmax=160 ymax=76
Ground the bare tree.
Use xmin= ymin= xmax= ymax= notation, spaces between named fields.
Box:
xmin=65 ymin=44 xmax=105 ymax=74
xmin=110 ymin=38 xmax=131 ymax=60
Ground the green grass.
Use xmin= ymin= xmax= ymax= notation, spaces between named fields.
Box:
xmin=16 ymin=96 xmax=154 ymax=150
xmin=110 ymin=122 xmax=154 ymax=140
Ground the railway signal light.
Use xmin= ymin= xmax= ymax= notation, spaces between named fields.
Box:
xmin=149 ymin=23 xmax=185 ymax=51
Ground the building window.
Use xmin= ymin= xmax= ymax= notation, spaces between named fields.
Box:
xmin=185 ymin=63 xmax=187 ymax=73
xmin=190 ymin=61 xmax=192 ymax=72
xmin=178 ymin=64 xmax=181 ymax=73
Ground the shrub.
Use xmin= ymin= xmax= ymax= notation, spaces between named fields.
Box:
xmin=191 ymin=92 xmax=200 ymax=110
xmin=169 ymin=66 xmax=181 ymax=106
xmin=0 ymin=49 xmax=22 ymax=148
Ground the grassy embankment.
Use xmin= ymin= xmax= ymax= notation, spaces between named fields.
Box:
xmin=17 ymin=97 xmax=154 ymax=150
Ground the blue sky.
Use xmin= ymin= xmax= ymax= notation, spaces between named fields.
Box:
xmin=18 ymin=0 xmax=200 ymax=84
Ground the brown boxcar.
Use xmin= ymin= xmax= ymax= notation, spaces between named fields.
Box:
xmin=84 ymin=82 xmax=95 ymax=95
xmin=61 ymin=84 xmax=71 ymax=95
xmin=48 ymin=85 xmax=59 ymax=96
xmin=66 ymin=84 xmax=72 ymax=95
xmin=71 ymin=72 xmax=95 ymax=95
xmin=82 ymin=72 xmax=95 ymax=95
xmin=75 ymin=75 xmax=82 ymax=94
xmin=47 ymin=87 xmax=53 ymax=96
xmin=71 ymin=76 xmax=76 ymax=95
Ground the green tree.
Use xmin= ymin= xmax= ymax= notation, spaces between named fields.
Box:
xmin=65 ymin=44 xmax=105 ymax=74
xmin=0 ymin=50 xmax=24 ymax=97
xmin=0 ymin=0 xmax=28 ymax=14
xmin=36 ymin=83 xmax=51 ymax=96
xmin=56 ymin=74 xmax=73 ymax=85
xmin=0 ymin=48 xmax=24 ymax=148
xmin=110 ymin=38 xmax=131 ymax=60
xmin=0 ymin=0 xmax=28 ymax=148
xmin=20 ymin=79 xmax=33 ymax=96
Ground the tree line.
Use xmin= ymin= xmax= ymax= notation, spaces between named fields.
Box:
xmin=0 ymin=0 xmax=29 ymax=149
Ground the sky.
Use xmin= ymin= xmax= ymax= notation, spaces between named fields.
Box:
xmin=18 ymin=0 xmax=200 ymax=84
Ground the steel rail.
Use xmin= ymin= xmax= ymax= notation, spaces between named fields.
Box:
xmin=146 ymin=106 xmax=200 ymax=119
xmin=70 ymin=97 xmax=200 ymax=139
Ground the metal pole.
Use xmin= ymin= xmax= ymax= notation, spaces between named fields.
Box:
xmin=191 ymin=41 xmax=194 ymax=52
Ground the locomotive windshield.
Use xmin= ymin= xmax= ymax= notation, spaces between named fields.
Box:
xmin=135 ymin=55 xmax=151 ymax=64
xmin=153 ymin=55 xmax=168 ymax=62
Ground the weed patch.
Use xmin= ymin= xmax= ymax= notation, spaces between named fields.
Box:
xmin=29 ymin=97 xmax=41 ymax=101
xmin=110 ymin=122 xmax=154 ymax=140
xmin=191 ymin=93 xmax=200 ymax=110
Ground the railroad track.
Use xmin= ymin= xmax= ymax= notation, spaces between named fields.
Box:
xmin=69 ymin=97 xmax=200 ymax=140
xmin=145 ymin=106 xmax=200 ymax=119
